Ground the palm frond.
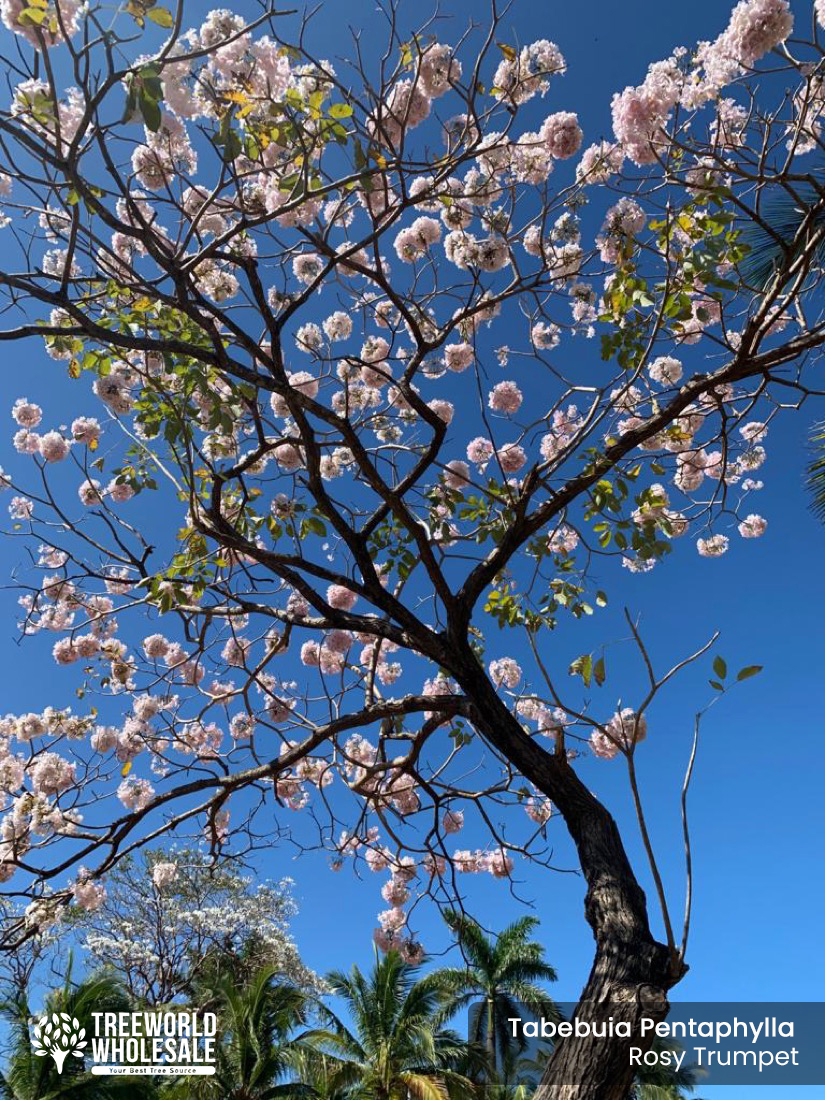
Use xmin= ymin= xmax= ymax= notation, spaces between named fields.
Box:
xmin=807 ymin=420 xmax=825 ymax=520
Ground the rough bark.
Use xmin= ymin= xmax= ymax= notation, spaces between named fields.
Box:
xmin=446 ymin=646 xmax=686 ymax=1100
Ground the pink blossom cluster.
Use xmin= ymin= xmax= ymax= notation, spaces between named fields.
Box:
xmin=590 ymin=709 xmax=649 ymax=760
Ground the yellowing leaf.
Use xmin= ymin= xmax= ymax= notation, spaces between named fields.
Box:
xmin=147 ymin=6 xmax=175 ymax=27
xmin=121 ymin=760 xmax=133 ymax=778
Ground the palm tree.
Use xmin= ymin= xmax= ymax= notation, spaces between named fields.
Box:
xmin=432 ymin=913 xmax=559 ymax=1076
xmin=737 ymin=181 xmax=825 ymax=521
xmin=307 ymin=950 xmax=479 ymax=1100
xmin=161 ymin=966 xmax=309 ymax=1100
xmin=282 ymin=1051 xmax=353 ymax=1100
xmin=807 ymin=420 xmax=825 ymax=520
xmin=739 ymin=180 xmax=825 ymax=291
xmin=0 ymin=973 xmax=157 ymax=1100
xmin=477 ymin=1045 xmax=549 ymax=1100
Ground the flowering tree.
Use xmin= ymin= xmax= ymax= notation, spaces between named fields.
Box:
xmin=0 ymin=0 xmax=821 ymax=1095
xmin=76 ymin=848 xmax=316 ymax=1003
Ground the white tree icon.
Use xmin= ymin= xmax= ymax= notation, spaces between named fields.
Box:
xmin=31 ymin=1012 xmax=87 ymax=1074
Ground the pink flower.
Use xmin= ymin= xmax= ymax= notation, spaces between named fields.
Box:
xmin=697 ymin=534 xmax=729 ymax=557
xmin=489 ymin=657 xmax=522 ymax=689
xmin=52 ymin=638 xmax=79 ymax=665
xmin=444 ymin=460 xmax=471 ymax=489
xmin=30 ymin=751 xmax=76 ymax=795
xmin=292 ymin=253 xmax=323 ymax=285
xmin=381 ymin=876 xmax=410 ymax=905
xmin=12 ymin=398 xmax=42 ymax=428
xmin=738 ymin=513 xmax=767 ymax=538
xmin=78 ymin=479 xmax=103 ymax=506
xmin=532 ymin=322 xmax=560 ymax=350
xmin=499 ymin=443 xmax=527 ymax=473
xmin=271 ymin=372 xmax=319 ymax=417
xmin=393 ymin=216 xmax=441 ymax=262
xmin=117 ymin=776 xmax=155 ymax=811
xmin=442 ymin=809 xmax=464 ymax=834
xmin=487 ymin=849 xmax=514 ymax=878
xmin=526 ymin=797 xmax=553 ymax=825
xmin=576 ymin=141 xmax=624 ymax=184
xmin=323 ymin=311 xmax=352 ymax=341
xmin=428 ymin=399 xmax=454 ymax=424
xmin=365 ymin=846 xmax=390 ymax=873
xmin=418 ymin=42 xmax=462 ymax=98
xmin=38 ymin=431 xmax=70 ymax=463
xmin=13 ymin=429 xmax=40 ymax=454
xmin=548 ymin=524 xmax=579 ymax=555
xmin=591 ymin=708 xmax=648 ymax=759
xmin=453 ymin=849 xmax=485 ymax=873
xmin=740 ymin=420 xmax=767 ymax=443
xmin=444 ymin=343 xmax=474 ymax=372
xmin=152 ymin=861 xmax=178 ymax=889
xmin=488 ymin=381 xmax=523 ymax=415
xmin=142 ymin=634 xmax=169 ymax=659
xmin=361 ymin=336 xmax=390 ymax=364
xmin=373 ymin=927 xmax=394 ymax=952
xmin=273 ymin=443 xmax=304 ymax=471
xmin=73 ymin=871 xmax=106 ymax=912
xmin=71 ymin=417 xmax=101 ymax=445
xmin=230 ymin=714 xmax=256 ymax=740
xmin=327 ymin=584 xmax=358 ymax=611
xmin=467 ymin=437 xmax=494 ymax=467
xmin=295 ymin=323 xmax=323 ymax=353
xmin=648 ymin=356 xmax=683 ymax=386
xmin=9 ymin=496 xmax=33 ymax=520
xmin=378 ymin=79 xmax=432 ymax=145
xmin=492 ymin=39 xmax=566 ymax=106
xmin=721 ymin=0 xmax=793 ymax=68
xmin=377 ymin=906 xmax=407 ymax=932
xmin=540 ymin=111 xmax=583 ymax=159
xmin=397 ymin=938 xmax=426 ymax=965
xmin=106 ymin=480 xmax=135 ymax=503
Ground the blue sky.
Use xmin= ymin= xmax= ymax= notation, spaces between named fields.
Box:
xmin=0 ymin=1 xmax=823 ymax=1096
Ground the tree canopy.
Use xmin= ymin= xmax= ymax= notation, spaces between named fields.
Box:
xmin=0 ymin=0 xmax=820 ymax=1095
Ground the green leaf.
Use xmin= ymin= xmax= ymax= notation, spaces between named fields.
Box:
xmin=570 ymin=654 xmax=593 ymax=689
xmin=593 ymin=656 xmax=606 ymax=688
xmin=329 ymin=102 xmax=354 ymax=119
xmin=736 ymin=664 xmax=763 ymax=681
xmin=147 ymin=6 xmax=175 ymax=26
xmin=139 ymin=93 xmax=162 ymax=132
xmin=353 ymin=140 xmax=368 ymax=172
xmin=20 ymin=7 xmax=47 ymax=23
xmin=709 ymin=680 xmax=725 ymax=692
xmin=300 ymin=516 xmax=327 ymax=538
xmin=712 ymin=655 xmax=727 ymax=680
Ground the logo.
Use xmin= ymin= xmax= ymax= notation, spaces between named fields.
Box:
xmin=31 ymin=1013 xmax=87 ymax=1074
xmin=30 ymin=1007 xmax=217 ymax=1077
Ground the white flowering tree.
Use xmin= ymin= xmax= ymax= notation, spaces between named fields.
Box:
xmin=0 ymin=0 xmax=821 ymax=1095
xmin=75 ymin=848 xmax=317 ymax=1003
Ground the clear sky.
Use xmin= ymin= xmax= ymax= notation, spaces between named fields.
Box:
xmin=0 ymin=1 xmax=823 ymax=1097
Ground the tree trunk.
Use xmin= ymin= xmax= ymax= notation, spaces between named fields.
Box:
xmin=446 ymin=649 xmax=686 ymax=1100
xmin=486 ymin=996 xmax=496 ymax=1075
